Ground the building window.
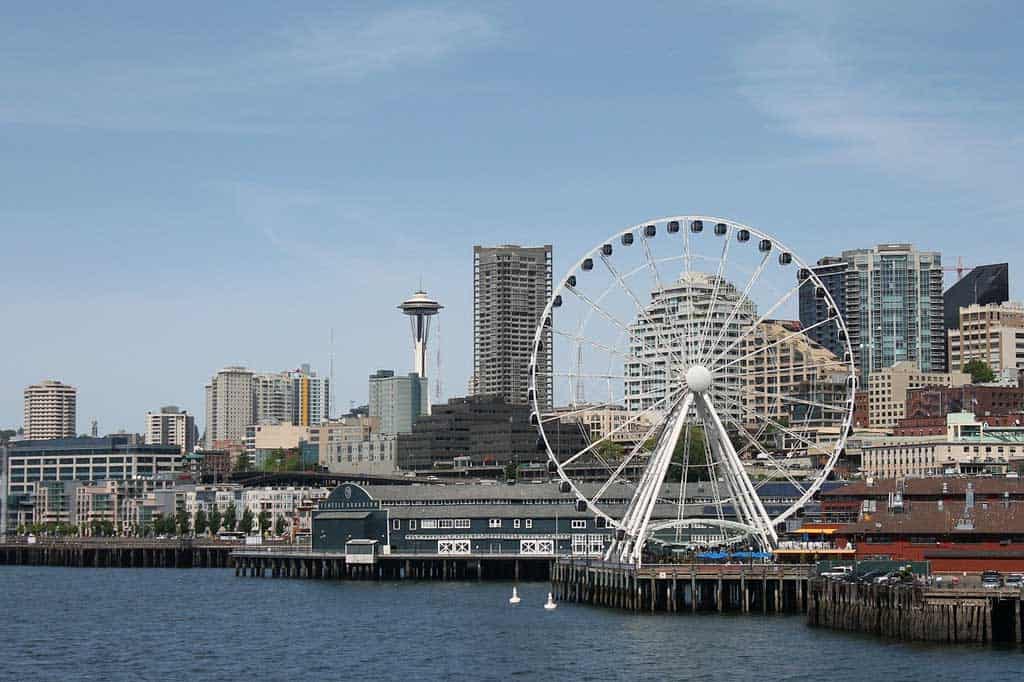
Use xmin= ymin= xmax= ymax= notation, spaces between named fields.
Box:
xmin=571 ymin=520 xmax=586 ymax=530
xmin=409 ymin=520 xmax=416 ymax=531
xmin=392 ymin=519 xmax=400 ymax=530
xmin=525 ymin=519 xmax=533 ymax=529
xmin=489 ymin=518 xmax=502 ymax=528
xmin=513 ymin=519 xmax=521 ymax=529
xmin=455 ymin=519 xmax=471 ymax=529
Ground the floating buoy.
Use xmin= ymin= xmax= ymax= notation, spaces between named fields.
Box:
xmin=544 ymin=592 xmax=557 ymax=610
xmin=509 ymin=586 xmax=521 ymax=604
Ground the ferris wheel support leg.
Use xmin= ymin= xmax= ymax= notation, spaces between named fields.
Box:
xmin=619 ymin=392 xmax=694 ymax=565
xmin=697 ymin=393 xmax=778 ymax=550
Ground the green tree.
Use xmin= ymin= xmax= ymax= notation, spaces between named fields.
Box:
xmin=223 ymin=503 xmax=238 ymax=532
xmin=175 ymin=509 xmax=191 ymax=536
xmin=274 ymin=515 xmax=286 ymax=537
xmin=240 ymin=508 xmax=255 ymax=535
xmin=258 ymin=511 xmax=271 ymax=534
xmin=963 ymin=358 xmax=996 ymax=384
xmin=194 ymin=509 xmax=209 ymax=536
xmin=209 ymin=508 xmax=223 ymax=535
xmin=233 ymin=453 xmax=252 ymax=473
xmin=504 ymin=462 xmax=518 ymax=481
xmin=595 ymin=441 xmax=625 ymax=462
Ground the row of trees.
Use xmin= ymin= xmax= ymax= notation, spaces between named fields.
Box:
xmin=144 ymin=504 xmax=288 ymax=537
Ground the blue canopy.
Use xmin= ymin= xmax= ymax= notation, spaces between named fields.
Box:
xmin=696 ymin=551 xmax=728 ymax=560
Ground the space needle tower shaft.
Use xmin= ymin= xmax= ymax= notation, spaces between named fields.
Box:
xmin=398 ymin=290 xmax=443 ymax=377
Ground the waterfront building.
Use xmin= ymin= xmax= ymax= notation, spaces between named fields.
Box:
xmin=801 ymin=243 xmax=945 ymax=381
xmin=867 ymin=361 xmax=970 ymax=430
xmin=4 ymin=436 xmax=182 ymax=496
xmin=368 ymin=370 xmax=428 ymax=435
xmin=204 ymin=366 xmax=254 ymax=447
xmin=625 ymin=271 xmax=754 ymax=427
xmin=473 ymin=244 xmax=553 ymax=408
xmin=29 ymin=477 xmax=176 ymax=533
xmin=947 ymin=301 xmax=1024 ymax=378
xmin=23 ymin=380 xmax=77 ymax=440
xmin=943 ymin=262 xmax=1009 ymax=330
xmin=145 ymin=406 xmax=196 ymax=455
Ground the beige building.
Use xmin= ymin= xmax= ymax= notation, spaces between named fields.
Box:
xmin=145 ymin=406 xmax=196 ymax=455
xmin=23 ymin=380 xmax=77 ymax=440
xmin=948 ymin=301 xmax=1024 ymax=378
xmin=742 ymin=320 xmax=842 ymax=427
xmin=555 ymin=404 xmax=654 ymax=446
xmin=867 ymin=361 xmax=970 ymax=430
xmin=204 ymin=366 xmax=253 ymax=447
xmin=318 ymin=416 xmax=397 ymax=475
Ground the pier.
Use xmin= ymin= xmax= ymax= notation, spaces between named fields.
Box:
xmin=807 ymin=578 xmax=1024 ymax=644
xmin=552 ymin=559 xmax=811 ymax=613
xmin=0 ymin=538 xmax=236 ymax=569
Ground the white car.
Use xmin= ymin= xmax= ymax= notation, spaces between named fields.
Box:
xmin=821 ymin=565 xmax=853 ymax=579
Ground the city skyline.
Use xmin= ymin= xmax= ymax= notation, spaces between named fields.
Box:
xmin=2 ymin=3 xmax=1023 ymax=433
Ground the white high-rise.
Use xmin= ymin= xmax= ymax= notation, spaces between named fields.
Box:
xmin=204 ymin=367 xmax=254 ymax=446
xmin=145 ymin=406 xmax=196 ymax=455
xmin=624 ymin=272 xmax=755 ymax=426
xmin=23 ymin=380 xmax=77 ymax=440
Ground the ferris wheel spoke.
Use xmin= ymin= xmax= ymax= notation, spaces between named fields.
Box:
xmin=589 ymin=418 xmax=663 ymax=505
xmin=722 ymin=415 xmax=809 ymax=494
xmin=640 ymin=230 xmax=689 ymax=368
xmin=538 ymin=386 xmax=668 ymax=424
xmin=699 ymin=251 xmax=770 ymax=366
xmin=599 ymin=253 xmax=687 ymax=372
xmin=735 ymin=360 xmax=848 ymax=379
xmin=558 ymin=393 xmax=675 ymax=468
xmin=707 ymin=280 xmax=805 ymax=367
xmin=693 ymin=223 xmax=733 ymax=365
xmin=550 ymin=327 xmax=666 ymax=375
xmin=716 ymin=393 xmax=835 ymax=457
xmin=714 ymin=316 xmax=836 ymax=373
xmin=740 ymin=389 xmax=849 ymax=415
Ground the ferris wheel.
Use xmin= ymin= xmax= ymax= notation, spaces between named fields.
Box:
xmin=529 ymin=216 xmax=856 ymax=565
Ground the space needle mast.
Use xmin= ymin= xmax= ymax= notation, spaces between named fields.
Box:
xmin=398 ymin=289 xmax=443 ymax=378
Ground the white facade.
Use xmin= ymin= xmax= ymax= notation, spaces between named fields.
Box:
xmin=23 ymin=380 xmax=77 ymax=440
xmin=204 ymin=367 xmax=254 ymax=446
xmin=145 ymin=406 xmax=196 ymax=455
xmin=322 ymin=433 xmax=398 ymax=475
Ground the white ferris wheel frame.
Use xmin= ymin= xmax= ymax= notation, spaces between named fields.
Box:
xmin=528 ymin=215 xmax=857 ymax=563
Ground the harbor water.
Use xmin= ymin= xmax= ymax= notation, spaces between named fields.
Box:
xmin=1 ymin=566 xmax=1020 ymax=680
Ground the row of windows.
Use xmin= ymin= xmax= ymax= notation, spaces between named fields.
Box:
xmin=392 ymin=518 xmax=587 ymax=530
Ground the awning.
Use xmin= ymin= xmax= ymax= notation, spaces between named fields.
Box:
xmin=797 ymin=527 xmax=837 ymax=535
xmin=315 ymin=511 xmax=372 ymax=520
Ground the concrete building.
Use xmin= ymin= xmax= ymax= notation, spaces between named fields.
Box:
xmin=252 ymin=371 xmax=294 ymax=426
xmin=555 ymin=404 xmax=654 ymax=446
xmin=204 ymin=366 xmax=254 ymax=447
xmin=943 ymin=262 xmax=1009 ymax=330
xmin=867 ymin=361 xmax=970 ymax=430
xmin=801 ymin=244 xmax=945 ymax=381
xmin=473 ymin=244 xmax=553 ymax=408
xmin=319 ymin=415 xmax=398 ymax=475
xmin=145 ymin=406 xmax=196 ymax=455
xmin=4 ymin=436 xmax=182 ymax=496
xmin=948 ymin=301 xmax=1024 ymax=377
xmin=23 ymin=380 xmax=77 ymax=440
xmin=741 ymin=320 xmax=843 ymax=427
xmin=368 ymin=370 xmax=428 ymax=436
xmin=625 ymin=271 xmax=755 ymax=426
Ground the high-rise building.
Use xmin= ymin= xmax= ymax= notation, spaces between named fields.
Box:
xmin=368 ymin=370 xmax=428 ymax=435
xmin=624 ymin=271 xmax=754 ymax=427
xmin=252 ymin=371 xmax=294 ymax=426
xmin=473 ymin=244 xmax=553 ymax=408
xmin=943 ymin=263 xmax=1009 ymax=330
xmin=801 ymin=244 xmax=945 ymax=381
xmin=797 ymin=257 xmax=848 ymax=360
xmin=204 ymin=366 xmax=253 ymax=447
xmin=290 ymin=364 xmax=329 ymax=426
xmin=23 ymin=380 xmax=77 ymax=440
xmin=948 ymin=301 xmax=1024 ymax=379
xmin=145 ymin=406 xmax=196 ymax=455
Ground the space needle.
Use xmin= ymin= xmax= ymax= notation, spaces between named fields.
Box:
xmin=398 ymin=289 xmax=443 ymax=378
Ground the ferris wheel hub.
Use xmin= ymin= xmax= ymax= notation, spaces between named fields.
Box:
xmin=684 ymin=365 xmax=713 ymax=393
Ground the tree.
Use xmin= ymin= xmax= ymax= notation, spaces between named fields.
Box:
xmin=233 ymin=453 xmax=252 ymax=473
xmin=963 ymin=358 xmax=995 ymax=384
xmin=194 ymin=509 xmax=209 ymax=536
xmin=274 ymin=515 xmax=286 ymax=537
xmin=504 ymin=462 xmax=518 ymax=481
xmin=175 ymin=509 xmax=191 ymax=536
xmin=595 ymin=441 xmax=625 ymax=462
xmin=240 ymin=509 xmax=255 ymax=535
xmin=258 ymin=510 xmax=271 ymax=534
xmin=209 ymin=508 xmax=223 ymax=535
xmin=223 ymin=503 xmax=238 ymax=532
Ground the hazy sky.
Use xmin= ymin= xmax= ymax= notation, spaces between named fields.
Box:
xmin=2 ymin=1 xmax=1022 ymax=434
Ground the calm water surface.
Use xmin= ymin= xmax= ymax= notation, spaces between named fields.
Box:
xmin=1 ymin=566 xmax=1020 ymax=680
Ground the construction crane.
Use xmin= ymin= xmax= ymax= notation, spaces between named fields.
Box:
xmin=942 ymin=256 xmax=974 ymax=280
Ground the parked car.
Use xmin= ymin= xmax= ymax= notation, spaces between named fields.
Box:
xmin=1003 ymin=573 xmax=1023 ymax=588
xmin=982 ymin=571 xmax=1003 ymax=589
xmin=821 ymin=565 xmax=853 ymax=579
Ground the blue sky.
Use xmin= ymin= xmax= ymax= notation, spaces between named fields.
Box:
xmin=2 ymin=1 xmax=1022 ymax=434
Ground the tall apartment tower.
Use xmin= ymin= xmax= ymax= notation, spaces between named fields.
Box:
xmin=204 ymin=366 xmax=254 ymax=447
xmin=23 ymin=380 xmax=77 ymax=440
xmin=291 ymin=364 xmax=329 ymax=426
xmin=473 ymin=244 xmax=553 ymax=408
xmin=145 ymin=406 xmax=196 ymax=455
xmin=800 ymin=244 xmax=945 ymax=382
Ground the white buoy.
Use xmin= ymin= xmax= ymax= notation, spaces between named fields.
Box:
xmin=544 ymin=592 xmax=557 ymax=610
xmin=509 ymin=586 xmax=521 ymax=604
